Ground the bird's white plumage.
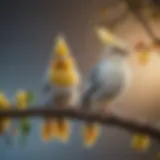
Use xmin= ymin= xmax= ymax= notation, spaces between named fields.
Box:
xmin=82 ymin=45 xmax=132 ymax=113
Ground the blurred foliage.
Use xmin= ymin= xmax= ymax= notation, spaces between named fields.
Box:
xmin=0 ymin=93 xmax=11 ymax=135
xmin=131 ymin=134 xmax=151 ymax=151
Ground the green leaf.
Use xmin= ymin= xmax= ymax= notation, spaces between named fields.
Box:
xmin=20 ymin=118 xmax=31 ymax=135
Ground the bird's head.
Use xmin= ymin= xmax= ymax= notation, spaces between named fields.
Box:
xmin=95 ymin=27 xmax=129 ymax=61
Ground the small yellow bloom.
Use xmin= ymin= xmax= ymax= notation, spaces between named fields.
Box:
xmin=138 ymin=52 xmax=150 ymax=65
xmin=82 ymin=123 xmax=101 ymax=148
xmin=57 ymin=119 xmax=70 ymax=143
xmin=16 ymin=90 xmax=28 ymax=109
xmin=0 ymin=93 xmax=11 ymax=134
xmin=131 ymin=134 xmax=151 ymax=151
xmin=50 ymin=119 xmax=59 ymax=138
xmin=40 ymin=120 xmax=53 ymax=142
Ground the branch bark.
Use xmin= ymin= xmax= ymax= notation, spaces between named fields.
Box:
xmin=0 ymin=107 xmax=160 ymax=142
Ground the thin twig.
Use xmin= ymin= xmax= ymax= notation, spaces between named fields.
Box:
xmin=125 ymin=0 xmax=159 ymax=41
xmin=102 ymin=10 xmax=129 ymax=29
xmin=0 ymin=107 xmax=160 ymax=142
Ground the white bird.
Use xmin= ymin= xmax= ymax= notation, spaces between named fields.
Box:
xmin=81 ymin=27 xmax=132 ymax=147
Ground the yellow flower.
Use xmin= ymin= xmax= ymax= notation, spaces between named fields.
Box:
xmin=0 ymin=93 xmax=11 ymax=134
xmin=56 ymin=119 xmax=70 ymax=143
xmin=50 ymin=119 xmax=59 ymax=138
xmin=138 ymin=51 xmax=150 ymax=65
xmin=16 ymin=90 xmax=28 ymax=109
xmin=82 ymin=123 xmax=101 ymax=148
xmin=40 ymin=120 xmax=53 ymax=142
xmin=131 ymin=134 xmax=151 ymax=151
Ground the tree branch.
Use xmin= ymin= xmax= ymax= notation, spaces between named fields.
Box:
xmin=101 ymin=10 xmax=129 ymax=29
xmin=125 ymin=0 xmax=159 ymax=41
xmin=0 ymin=107 xmax=160 ymax=142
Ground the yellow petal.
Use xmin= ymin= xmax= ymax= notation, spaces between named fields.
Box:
xmin=82 ymin=123 xmax=101 ymax=148
xmin=16 ymin=90 xmax=28 ymax=109
xmin=131 ymin=134 xmax=151 ymax=151
xmin=51 ymin=119 xmax=59 ymax=138
xmin=40 ymin=121 xmax=53 ymax=142
xmin=57 ymin=119 xmax=70 ymax=143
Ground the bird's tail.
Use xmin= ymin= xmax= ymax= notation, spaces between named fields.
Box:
xmin=131 ymin=134 xmax=151 ymax=151
xmin=82 ymin=122 xmax=101 ymax=147
xmin=55 ymin=118 xmax=71 ymax=143
xmin=40 ymin=119 xmax=54 ymax=142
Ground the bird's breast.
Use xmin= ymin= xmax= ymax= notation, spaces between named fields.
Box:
xmin=50 ymin=69 xmax=80 ymax=87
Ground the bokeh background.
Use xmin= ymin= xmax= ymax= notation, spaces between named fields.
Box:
xmin=1 ymin=0 xmax=160 ymax=160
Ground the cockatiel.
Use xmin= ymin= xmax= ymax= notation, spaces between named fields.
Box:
xmin=93 ymin=27 xmax=151 ymax=151
xmin=0 ymin=92 xmax=11 ymax=135
xmin=81 ymin=27 xmax=131 ymax=147
xmin=42 ymin=35 xmax=81 ymax=143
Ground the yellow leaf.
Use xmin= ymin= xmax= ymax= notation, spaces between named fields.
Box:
xmin=40 ymin=120 xmax=53 ymax=142
xmin=51 ymin=119 xmax=59 ymax=138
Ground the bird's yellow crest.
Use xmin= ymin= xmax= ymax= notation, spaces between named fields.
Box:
xmin=95 ymin=27 xmax=116 ymax=45
xmin=54 ymin=36 xmax=70 ymax=57
xmin=95 ymin=27 xmax=128 ymax=50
